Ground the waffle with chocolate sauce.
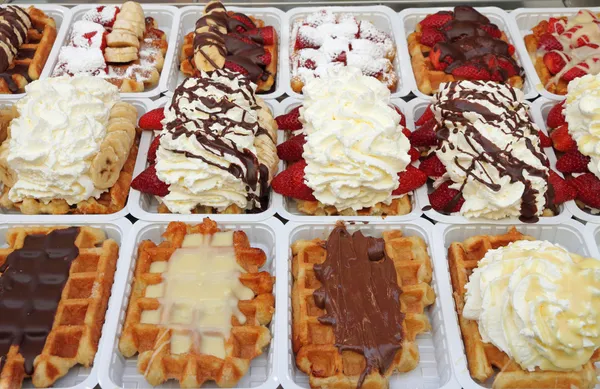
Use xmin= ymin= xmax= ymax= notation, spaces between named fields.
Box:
xmin=0 ymin=6 xmax=57 ymax=94
xmin=292 ymin=225 xmax=435 ymax=389
xmin=407 ymin=6 xmax=524 ymax=96
xmin=118 ymin=220 xmax=275 ymax=388
xmin=448 ymin=227 xmax=599 ymax=389
xmin=0 ymin=226 xmax=118 ymax=389
xmin=179 ymin=1 xmax=278 ymax=93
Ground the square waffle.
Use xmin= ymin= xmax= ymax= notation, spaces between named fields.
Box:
xmin=179 ymin=1 xmax=278 ymax=93
xmin=407 ymin=6 xmax=524 ymax=96
xmin=294 ymin=196 xmax=412 ymax=217
xmin=448 ymin=227 xmax=599 ymax=389
xmin=118 ymin=219 xmax=275 ymax=387
xmin=291 ymin=226 xmax=435 ymax=389
xmin=0 ymin=6 xmax=57 ymax=94
xmin=0 ymin=226 xmax=119 ymax=389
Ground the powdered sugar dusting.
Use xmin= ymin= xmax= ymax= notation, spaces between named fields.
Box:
xmin=82 ymin=5 xmax=120 ymax=27
xmin=69 ymin=21 xmax=105 ymax=49
xmin=54 ymin=46 xmax=106 ymax=76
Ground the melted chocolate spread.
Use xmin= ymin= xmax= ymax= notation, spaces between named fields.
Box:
xmin=164 ymin=70 xmax=271 ymax=211
xmin=434 ymin=81 xmax=551 ymax=222
xmin=193 ymin=2 xmax=270 ymax=83
xmin=313 ymin=226 xmax=404 ymax=388
xmin=0 ymin=227 xmax=80 ymax=375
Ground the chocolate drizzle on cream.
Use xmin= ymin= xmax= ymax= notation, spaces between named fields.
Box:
xmin=313 ymin=225 xmax=404 ymax=388
xmin=433 ymin=81 xmax=550 ymax=222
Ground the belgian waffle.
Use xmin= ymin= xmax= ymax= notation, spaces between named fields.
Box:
xmin=179 ymin=1 xmax=278 ymax=93
xmin=448 ymin=227 xmax=599 ymax=389
xmin=292 ymin=226 xmax=435 ymax=389
xmin=294 ymin=196 xmax=412 ymax=217
xmin=0 ymin=6 xmax=57 ymax=94
xmin=118 ymin=219 xmax=275 ymax=387
xmin=0 ymin=226 xmax=119 ymax=389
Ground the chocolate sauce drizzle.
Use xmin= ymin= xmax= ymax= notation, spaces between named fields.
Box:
xmin=433 ymin=81 xmax=551 ymax=223
xmin=0 ymin=6 xmax=37 ymax=93
xmin=0 ymin=227 xmax=80 ymax=375
xmin=193 ymin=2 xmax=270 ymax=83
xmin=313 ymin=226 xmax=404 ymax=388
xmin=164 ymin=70 xmax=271 ymax=211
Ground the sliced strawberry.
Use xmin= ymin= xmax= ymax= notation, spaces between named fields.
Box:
xmin=295 ymin=35 xmax=319 ymax=50
xmin=271 ymin=160 xmax=316 ymax=201
xmin=548 ymin=170 xmax=576 ymax=205
xmin=543 ymin=51 xmax=568 ymax=75
xmin=451 ymin=63 xmax=491 ymax=81
xmin=230 ymin=12 xmax=256 ymax=32
xmin=429 ymin=181 xmax=464 ymax=213
xmin=538 ymin=33 xmax=563 ymax=51
xmin=411 ymin=127 xmax=438 ymax=147
xmin=430 ymin=46 xmax=452 ymax=71
xmin=393 ymin=165 xmax=427 ymax=195
xmin=420 ymin=27 xmax=446 ymax=47
xmin=496 ymin=56 xmax=520 ymax=78
xmin=550 ymin=123 xmax=577 ymax=152
xmin=258 ymin=51 xmax=272 ymax=66
xmin=276 ymin=106 xmax=302 ymax=131
xmin=226 ymin=32 xmax=256 ymax=46
xmin=479 ymin=24 xmax=502 ymax=39
xmin=417 ymin=117 xmax=436 ymax=132
xmin=131 ymin=165 xmax=169 ymax=197
xmin=391 ymin=105 xmax=406 ymax=127
xmin=538 ymin=131 xmax=552 ymax=148
xmin=402 ymin=128 xmax=412 ymax=139
xmin=224 ymin=60 xmax=249 ymax=76
xmin=409 ymin=147 xmax=420 ymax=162
xmin=547 ymin=17 xmax=565 ymax=34
xmin=574 ymin=35 xmax=595 ymax=48
xmin=556 ymin=150 xmax=590 ymax=173
xmin=416 ymin=106 xmax=435 ymax=126
xmin=569 ymin=173 xmax=600 ymax=209
xmin=420 ymin=12 xmax=453 ymax=29
xmin=244 ymin=26 xmax=275 ymax=45
xmin=419 ymin=154 xmax=446 ymax=178
xmin=302 ymin=58 xmax=317 ymax=70
xmin=333 ymin=51 xmax=347 ymax=65
xmin=562 ymin=63 xmax=589 ymax=82
xmin=547 ymin=100 xmax=566 ymax=129
xmin=139 ymin=108 xmax=165 ymax=131
xmin=277 ymin=134 xmax=306 ymax=162
xmin=147 ymin=135 xmax=161 ymax=164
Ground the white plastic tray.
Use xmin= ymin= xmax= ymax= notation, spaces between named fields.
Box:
xmin=162 ymin=6 xmax=286 ymax=100
xmin=408 ymin=97 xmax=571 ymax=224
xmin=278 ymin=219 xmax=460 ymax=389
xmin=584 ymin=222 xmax=600 ymax=258
xmin=46 ymin=4 xmax=180 ymax=99
xmin=283 ymin=5 xmax=412 ymax=99
xmin=530 ymin=97 xmax=600 ymax=223
xmin=511 ymin=7 xmax=600 ymax=101
xmin=432 ymin=220 xmax=597 ymax=389
xmin=0 ymin=98 xmax=153 ymax=222
xmin=0 ymin=218 xmax=132 ymax=389
xmin=98 ymin=218 xmax=282 ymax=389
xmin=0 ymin=4 xmax=72 ymax=100
xmin=273 ymin=97 xmax=424 ymax=222
xmin=128 ymin=96 xmax=281 ymax=222
xmin=398 ymin=7 xmax=538 ymax=100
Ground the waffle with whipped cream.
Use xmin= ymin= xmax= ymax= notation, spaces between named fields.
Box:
xmin=0 ymin=6 xmax=57 ymax=94
xmin=119 ymin=219 xmax=275 ymax=387
xmin=448 ymin=227 xmax=599 ymax=389
xmin=53 ymin=2 xmax=168 ymax=92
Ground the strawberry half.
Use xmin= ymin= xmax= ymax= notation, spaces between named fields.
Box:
xmin=271 ymin=160 xmax=316 ymax=201
xmin=277 ymin=134 xmax=306 ymax=162
xmin=391 ymin=105 xmax=406 ymax=127
xmin=276 ymin=106 xmax=302 ymax=131
xmin=556 ymin=150 xmax=590 ymax=173
xmin=230 ymin=12 xmax=256 ymax=32
xmin=548 ymin=170 xmax=576 ymax=205
xmin=543 ymin=51 xmax=568 ymax=75
xmin=139 ymin=108 xmax=165 ymax=131
xmin=416 ymin=105 xmax=435 ymax=126
xmin=538 ymin=131 xmax=552 ymax=148
xmin=393 ymin=165 xmax=427 ymax=195
xmin=131 ymin=165 xmax=170 ymax=197
xmin=550 ymin=123 xmax=576 ymax=152
xmin=420 ymin=12 xmax=453 ymax=29
xmin=409 ymin=148 xmax=420 ymax=162
xmin=420 ymin=27 xmax=446 ymax=47
xmin=569 ymin=173 xmax=600 ymax=209
xmin=539 ymin=33 xmax=563 ymax=51
xmin=547 ymin=100 xmax=566 ymax=129
xmin=258 ymin=51 xmax=272 ymax=66
xmin=451 ymin=63 xmax=491 ymax=81
xmin=562 ymin=63 xmax=589 ymax=82
xmin=224 ymin=60 xmax=249 ymax=76
xmin=411 ymin=127 xmax=438 ymax=147
xmin=419 ymin=154 xmax=446 ymax=178
xmin=147 ymin=135 xmax=161 ymax=164
xmin=244 ymin=26 xmax=275 ymax=45
xmin=547 ymin=17 xmax=565 ymax=34
xmin=429 ymin=181 xmax=465 ymax=213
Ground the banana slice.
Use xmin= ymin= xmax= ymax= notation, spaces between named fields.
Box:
xmin=107 ymin=117 xmax=136 ymax=143
xmin=90 ymin=145 xmax=121 ymax=190
xmin=104 ymin=47 xmax=139 ymax=63
xmin=110 ymin=102 xmax=138 ymax=124
xmin=103 ymin=131 xmax=131 ymax=161
xmin=106 ymin=28 xmax=140 ymax=48
xmin=0 ymin=146 xmax=16 ymax=188
xmin=193 ymin=26 xmax=225 ymax=72
xmin=121 ymin=1 xmax=144 ymax=17
xmin=113 ymin=18 xmax=144 ymax=38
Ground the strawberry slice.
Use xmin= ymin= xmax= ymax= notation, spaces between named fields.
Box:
xmin=539 ymin=33 xmax=563 ymax=51
xmin=411 ymin=127 xmax=438 ymax=147
xmin=430 ymin=46 xmax=453 ymax=71
xmin=295 ymin=35 xmax=319 ymax=50
xmin=277 ymin=134 xmax=306 ymax=162
xmin=393 ymin=165 xmax=427 ymax=195
xmin=276 ymin=106 xmax=302 ymax=131
xmin=390 ymin=105 xmax=406 ymax=127
xmin=429 ymin=181 xmax=464 ymax=213
xmin=419 ymin=154 xmax=446 ymax=178
xmin=402 ymin=128 xmax=412 ymax=140
xmin=556 ymin=150 xmax=590 ymax=173
xmin=543 ymin=51 xmax=568 ymax=75
xmin=258 ymin=51 xmax=272 ymax=66
xmin=244 ymin=26 xmax=275 ymax=45
xmin=570 ymin=173 xmax=600 ymax=209
xmin=416 ymin=106 xmax=435 ymax=126
xmin=479 ymin=24 xmax=502 ymax=39
xmin=147 ymin=135 xmax=161 ymax=164
xmin=538 ymin=131 xmax=552 ymax=148
xmin=420 ymin=12 xmax=453 ymax=29
xmin=547 ymin=17 xmax=565 ymax=34
xmin=451 ymin=63 xmax=491 ymax=81
xmin=420 ymin=27 xmax=446 ymax=47
xmin=224 ymin=60 xmax=249 ymax=76
xmin=139 ymin=108 xmax=165 ymax=131
xmin=562 ymin=63 xmax=589 ymax=81
xmin=550 ymin=123 xmax=577 ymax=152
xmin=230 ymin=12 xmax=256 ymax=33
xmin=131 ymin=165 xmax=170 ymax=197
xmin=409 ymin=147 xmax=420 ymax=162
xmin=271 ymin=160 xmax=316 ymax=201
xmin=548 ymin=170 xmax=576 ymax=205
xmin=547 ymin=100 xmax=566 ymax=129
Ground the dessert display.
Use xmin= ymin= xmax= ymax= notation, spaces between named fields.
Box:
xmin=0 ymin=5 xmax=57 ymax=94
xmin=545 ymin=73 xmax=600 ymax=213
xmin=448 ymin=227 xmax=600 ymax=389
xmin=524 ymin=10 xmax=600 ymax=96
xmin=180 ymin=1 xmax=277 ymax=93
xmin=290 ymin=8 xmax=397 ymax=94
xmin=0 ymin=76 xmax=140 ymax=215
xmin=131 ymin=70 xmax=278 ymax=215
xmin=292 ymin=223 xmax=435 ymax=388
xmin=119 ymin=219 xmax=275 ymax=387
xmin=0 ymin=226 xmax=119 ymax=389
xmin=413 ymin=80 xmax=575 ymax=222
xmin=53 ymin=1 xmax=168 ymax=92
xmin=274 ymin=67 xmax=426 ymax=216
xmin=407 ymin=6 xmax=524 ymax=95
